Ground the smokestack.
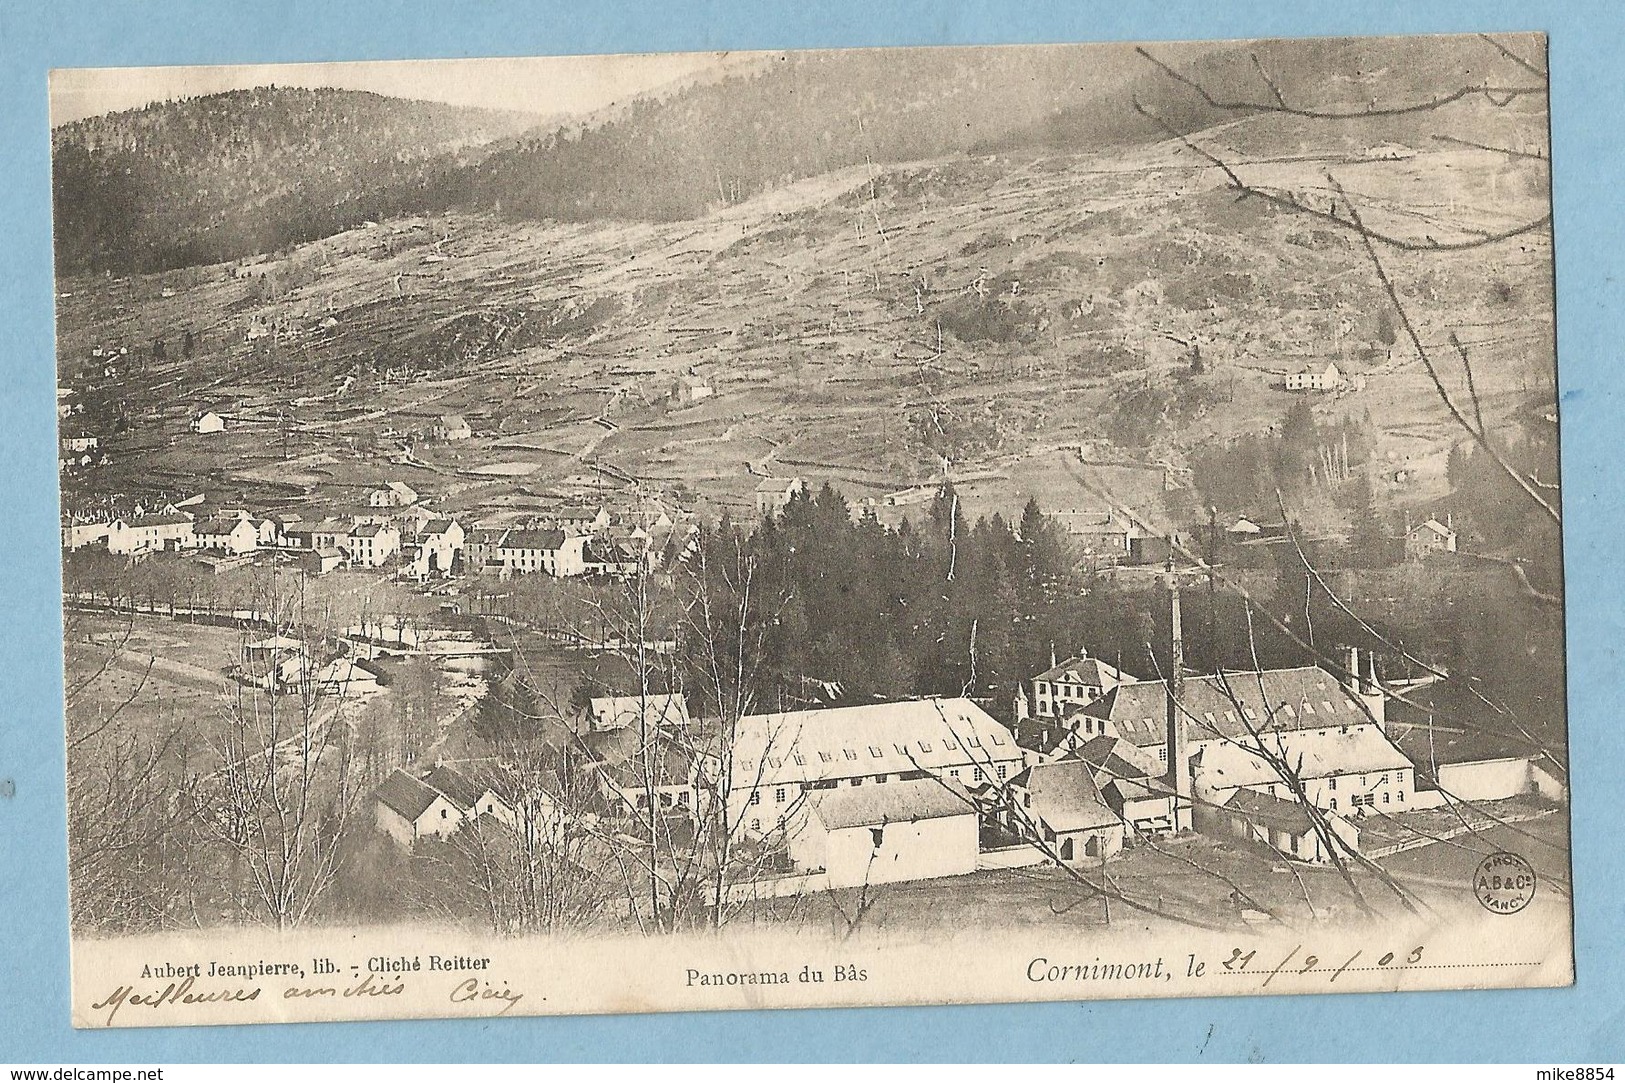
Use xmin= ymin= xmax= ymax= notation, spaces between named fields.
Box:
xmin=1347 ymin=646 xmax=1360 ymax=695
xmin=1165 ymin=555 xmax=1191 ymax=831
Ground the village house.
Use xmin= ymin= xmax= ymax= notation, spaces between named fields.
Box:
xmin=1206 ymin=789 xmax=1361 ymax=864
xmin=106 ymin=512 xmax=194 ymax=555
xmin=191 ymin=517 xmax=259 ymax=555
xmin=421 ymin=764 xmax=516 ymax=830
xmin=460 ymin=527 xmax=507 ymax=573
xmin=1051 ymin=508 xmax=1140 ymax=562
xmin=372 ymin=765 xmax=517 ymax=850
xmin=495 ymin=529 xmax=589 ymax=577
xmin=1026 ymin=652 xmax=1135 ymax=726
xmin=1072 ymin=734 xmax=1179 ymax=835
xmin=368 ymin=481 xmax=419 ymax=508
xmin=586 ymin=693 xmax=692 ymax=733
xmin=579 ymin=726 xmax=703 ymax=818
xmin=60 ymin=433 xmax=99 ymax=455
xmin=433 ymin=413 xmax=472 ymax=441
xmin=414 ymin=518 xmax=465 ymax=576
xmin=314 ymin=657 xmax=384 ymax=699
xmin=754 ymin=476 xmax=808 ymax=517
xmin=670 ymin=373 xmax=714 ymax=405
xmin=345 ymin=523 xmax=400 ymax=568
xmin=190 ymin=410 xmax=226 ymax=434
xmin=552 ymin=505 xmax=611 ymax=533
xmin=301 ymin=547 xmax=344 ymax=576
xmin=784 ymin=777 xmax=979 ymax=888
xmin=1005 ymin=759 xmax=1125 ymax=863
xmin=1404 ymin=515 xmax=1458 ymax=560
xmin=373 ymin=771 xmax=470 ymax=849
xmin=583 ymin=536 xmax=650 ymax=579
xmin=1284 ymin=362 xmax=1344 ymax=392
xmin=727 ymin=697 xmax=1026 ymax=838
xmin=62 ymin=519 xmax=112 ymax=551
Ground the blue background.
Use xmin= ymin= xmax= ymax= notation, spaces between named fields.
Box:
xmin=2 ymin=0 xmax=1620 ymax=1063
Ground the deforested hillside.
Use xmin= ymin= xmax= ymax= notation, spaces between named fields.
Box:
xmin=51 ymin=87 xmax=544 ymax=273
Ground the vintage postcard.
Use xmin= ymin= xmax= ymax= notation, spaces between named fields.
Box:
xmin=52 ymin=33 xmax=1570 ymax=1028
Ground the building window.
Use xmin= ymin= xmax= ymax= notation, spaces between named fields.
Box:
xmin=1383 ymin=792 xmax=1390 ymax=804
xmin=774 ymin=787 xmax=787 ymax=803
xmin=1329 ymin=798 xmax=1337 ymax=810
xmin=749 ymin=790 xmax=760 ymax=806
xmin=874 ymin=774 xmax=887 ymax=784
xmin=1158 ymin=747 xmax=1168 ymax=764
xmin=973 ymin=768 xmax=984 ymax=783
xmin=1328 ymin=777 xmax=1337 ymax=791
xmin=997 ymin=764 xmax=1008 ymax=780
xmin=948 ymin=769 xmax=959 ymax=780
xmin=750 ymin=818 xmax=760 ymax=832
xmin=441 ymin=808 xmax=448 ymax=819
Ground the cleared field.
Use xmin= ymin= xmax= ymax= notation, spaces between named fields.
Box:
xmin=57 ymin=101 xmax=1554 ymax=531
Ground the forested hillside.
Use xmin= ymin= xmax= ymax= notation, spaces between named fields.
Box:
xmin=51 ymin=87 xmax=541 ymax=272
xmin=52 ymin=35 xmax=1539 ymax=274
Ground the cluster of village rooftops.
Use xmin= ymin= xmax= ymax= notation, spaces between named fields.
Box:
xmin=60 ymin=480 xmax=711 ymax=582
xmin=374 ymin=647 xmax=1566 ymax=897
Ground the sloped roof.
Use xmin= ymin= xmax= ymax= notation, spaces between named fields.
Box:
xmin=1009 ymin=759 xmax=1120 ymax=833
xmin=195 ymin=518 xmax=250 ymax=536
xmin=1220 ymin=788 xmax=1317 ymax=836
xmin=733 ymin=698 xmax=1021 ymax=787
xmin=350 ymin=522 xmax=393 ymax=539
xmin=1074 ymin=734 xmax=1157 ymax=784
xmin=421 ymin=764 xmax=486 ymax=808
xmin=754 ymin=477 xmax=799 ymax=493
xmin=375 ymin=770 xmax=442 ymax=822
xmin=422 ymin=518 xmax=457 ymax=535
xmin=127 ymin=513 xmax=193 ymax=528
xmin=501 ymin=529 xmax=567 ymax=551
xmin=1196 ymin=724 xmax=1412 ymax=790
xmin=1081 ymin=666 xmax=1368 ymax=748
xmin=1409 ymin=519 xmax=1455 ymax=539
xmin=590 ymin=694 xmax=690 ymax=731
xmin=807 ymin=777 xmax=973 ymax=830
xmin=1035 ymin=655 xmax=1130 ymax=687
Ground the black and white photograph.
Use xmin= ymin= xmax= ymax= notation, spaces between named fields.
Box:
xmin=50 ymin=33 xmax=1572 ymax=1027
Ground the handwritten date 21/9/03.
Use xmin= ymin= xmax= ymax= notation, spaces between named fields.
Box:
xmin=1188 ymin=944 xmax=1424 ymax=986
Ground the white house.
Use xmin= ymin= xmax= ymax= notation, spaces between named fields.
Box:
xmin=107 ymin=513 xmax=194 ymax=555
xmin=1006 ymin=759 xmax=1125 ymax=863
xmin=315 ymin=658 xmax=383 ymax=699
xmin=345 ymin=523 xmax=400 ymax=568
xmin=434 ymin=413 xmax=472 ymax=441
xmin=415 ymin=518 xmax=465 ymax=575
xmin=62 ymin=520 xmax=112 ymax=551
xmin=373 ymin=765 xmax=516 ymax=849
xmin=374 ymin=770 xmax=469 ymax=848
xmin=670 ymin=373 xmax=714 ymax=405
xmin=192 ymin=518 xmax=259 ymax=555
xmin=1405 ymin=517 xmax=1458 ymax=560
xmin=191 ymin=410 xmax=226 ymax=434
xmin=785 ymin=777 xmax=979 ymax=888
xmin=368 ymin=481 xmax=419 ymax=508
xmin=495 ymin=529 xmax=588 ymax=577
xmin=754 ymin=476 xmax=808 ymax=517
xmin=1284 ymin=362 xmax=1343 ymax=392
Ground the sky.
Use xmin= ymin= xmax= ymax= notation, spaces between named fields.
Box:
xmin=48 ymin=50 xmax=747 ymax=126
